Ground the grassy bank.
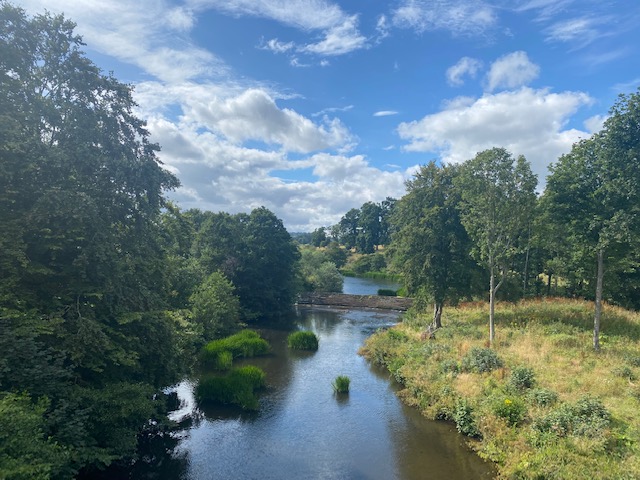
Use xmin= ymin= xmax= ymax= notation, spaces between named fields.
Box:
xmin=359 ymin=298 xmax=640 ymax=479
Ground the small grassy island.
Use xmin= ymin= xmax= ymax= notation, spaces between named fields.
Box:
xmin=360 ymin=299 xmax=640 ymax=479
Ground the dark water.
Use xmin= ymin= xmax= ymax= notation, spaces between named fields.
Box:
xmin=148 ymin=307 xmax=494 ymax=480
xmin=342 ymin=275 xmax=401 ymax=295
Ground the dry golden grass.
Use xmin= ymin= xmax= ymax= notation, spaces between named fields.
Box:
xmin=361 ymin=297 xmax=640 ymax=479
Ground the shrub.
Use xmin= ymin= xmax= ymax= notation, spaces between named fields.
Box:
xmin=527 ymin=388 xmax=559 ymax=407
xmin=377 ymin=289 xmax=398 ymax=296
xmin=333 ymin=375 xmax=350 ymax=393
xmin=533 ymin=395 xmax=610 ymax=438
xmin=493 ymin=397 xmax=527 ymax=427
xmin=387 ymin=328 xmax=408 ymax=342
xmin=509 ymin=366 xmax=536 ymax=391
xmin=612 ymin=365 xmax=636 ymax=381
xmin=461 ymin=347 xmax=504 ymax=373
xmin=287 ymin=330 xmax=319 ymax=350
xmin=453 ymin=399 xmax=480 ymax=437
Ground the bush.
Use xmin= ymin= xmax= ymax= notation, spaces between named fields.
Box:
xmin=533 ymin=395 xmax=610 ymax=438
xmin=493 ymin=396 xmax=527 ymax=427
xmin=377 ymin=289 xmax=398 ymax=296
xmin=461 ymin=347 xmax=504 ymax=373
xmin=509 ymin=366 xmax=536 ymax=391
xmin=196 ymin=365 xmax=266 ymax=410
xmin=333 ymin=375 xmax=350 ymax=393
xmin=453 ymin=398 xmax=480 ymax=437
xmin=527 ymin=388 xmax=559 ymax=407
xmin=287 ymin=330 xmax=319 ymax=350
xmin=387 ymin=328 xmax=408 ymax=342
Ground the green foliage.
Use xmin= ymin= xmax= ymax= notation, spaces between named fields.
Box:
xmin=201 ymin=330 xmax=270 ymax=365
xmin=527 ymin=388 xmax=559 ymax=407
xmin=190 ymin=271 xmax=241 ymax=341
xmin=461 ymin=347 xmax=504 ymax=373
xmin=387 ymin=328 xmax=408 ymax=342
xmin=493 ymin=397 xmax=527 ymax=427
xmin=298 ymin=248 xmax=343 ymax=293
xmin=213 ymin=350 xmax=233 ymax=371
xmin=377 ymin=289 xmax=397 ymax=296
xmin=195 ymin=366 xmax=266 ymax=410
xmin=533 ymin=395 xmax=611 ymax=439
xmin=453 ymin=399 xmax=480 ymax=437
xmin=0 ymin=393 xmax=69 ymax=480
xmin=332 ymin=376 xmax=350 ymax=393
xmin=287 ymin=330 xmax=319 ymax=350
xmin=509 ymin=366 xmax=536 ymax=391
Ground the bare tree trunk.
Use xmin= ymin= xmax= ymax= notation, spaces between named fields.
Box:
xmin=546 ymin=271 xmax=552 ymax=296
xmin=433 ymin=302 xmax=443 ymax=329
xmin=594 ymin=248 xmax=604 ymax=351
xmin=489 ymin=269 xmax=496 ymax=347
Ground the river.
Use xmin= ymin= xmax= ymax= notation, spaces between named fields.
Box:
xmin=127 ymin=304 xmax=494 ymax=480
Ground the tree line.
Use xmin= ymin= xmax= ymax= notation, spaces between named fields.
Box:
xmin=326 ymin=91 xmax=640 ymax=351
xmin=0 ymin=4 xmax=299 ymax=478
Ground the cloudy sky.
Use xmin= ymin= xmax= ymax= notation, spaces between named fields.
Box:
xmin=20 ymin=0 xmax=640 ymax=231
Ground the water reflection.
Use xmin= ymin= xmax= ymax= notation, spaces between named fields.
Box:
xmin=163 ymin=307 xmax=494 ymax=480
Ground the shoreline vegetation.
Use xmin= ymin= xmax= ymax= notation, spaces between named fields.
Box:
xmin=359 ymin=298 xmax=640 ymax=479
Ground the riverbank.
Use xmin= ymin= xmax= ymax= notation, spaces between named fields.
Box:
xmin=359 ymin=298 xmax=640 ymax=479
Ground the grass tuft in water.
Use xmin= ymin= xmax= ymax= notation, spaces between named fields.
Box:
xmin=287 ymin=330 xmax=319 ymax=350
xmin=333 ymin=375 xmax=350 ymax=393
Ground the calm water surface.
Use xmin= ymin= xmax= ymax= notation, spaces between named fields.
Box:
xmin=342 ymin=275 xmax=401 ymax=295
xmin=161 ymin=307 xmax=494 ymax=480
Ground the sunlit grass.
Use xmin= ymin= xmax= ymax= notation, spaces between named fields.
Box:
xmin=360 ymin=298 xmax=640 ymax=479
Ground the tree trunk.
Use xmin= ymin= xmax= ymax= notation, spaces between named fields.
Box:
xmin=594 ymin=248 xmax=604 ymax=351
xmin=489 ymin=269 xmax=496 ymax=347
xmin=546 ymin=271 xmax=552 ymax=296
xmin=433 ymin=302 xmax=443 ymax=329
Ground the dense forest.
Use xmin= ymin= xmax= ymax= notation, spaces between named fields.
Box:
xmin=2 ymin=2 xmax=640 ymax=479
xmin=0 ymin=5 xmax=300 ymax=478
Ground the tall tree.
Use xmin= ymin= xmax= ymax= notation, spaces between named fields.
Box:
xmin=456 ymin=148 xmax=537 ymax=346
xmin=389 ymin=162 xmax=476 ymax=329
xmin=544 ymin=89 xmax=640 ymax=350
xmin=0 ymin=4 xmax=184 ymax=474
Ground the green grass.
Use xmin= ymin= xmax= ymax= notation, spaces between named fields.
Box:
xmin=195 ymin=365 xmax=267 ymax=410
xmin=359 ymin=298 xmax=640 ymax=479
xmin=333 ymin=375 xmax=350 ymax=393
xmin=287 ymin=330 xmax=319 ymax=351
xmin=201 ymin=329 xmax=270 ymax=366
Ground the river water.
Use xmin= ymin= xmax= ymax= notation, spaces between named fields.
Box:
xmin=144 ymin=305 xmax=494 ymax=480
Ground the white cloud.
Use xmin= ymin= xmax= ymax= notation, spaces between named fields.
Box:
xmin=486 ymin=51 xmax=540 ymax=91
xmin=446 ymin=57 xmax=483 ymax=86
xmin=20 ymin=0 xmax=224 ymax=83
xmin=261 ymin=38 xmax=296 ymax=54
xmin=392 ymin=0 xmax=497 ymax=36
xmin=584 ymin=114 xmax=607 ymax=134
xmin=300 ymin=15 xmax=368 ymax=56
xmin=397 ymin=87 xmax=593 ymax=185
xmin=184 ymin=88 xmax=354 ymax=153
xmin=374 ymin=111 xmax=399 ymax=117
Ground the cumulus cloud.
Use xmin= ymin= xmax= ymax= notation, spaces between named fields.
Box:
xmin=392 ymin=0 xmax=497 ymax=36
xmin=301 ymin=15 xmax=368 ymax=56
xmin=446 ymin=57 xmax=483 ymax=86
xmin=397 ymin=87 xmax=593 ymax=184
xmin=486 ymin=51 xmax=540 ymax=91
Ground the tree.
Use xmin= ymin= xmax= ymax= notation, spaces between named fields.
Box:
xmin=310 ymin=227 xmax=329 ymax=247
xmin=0 ymin=3 xmax=183 ymax=473
xmin=456 ymin=148 xmax=537 ymax=346
xmin=190 ymin=271 xmax=241 ymax=341
xmin=544 ymin=89 xmax=640 ymax=350
xmin=298 ymin=248 xmax=343 ymax=292
xmin=388 ymin=162 xmax=476 ymax=329
xmin=357 ymin=202 xmax=383 ymax=253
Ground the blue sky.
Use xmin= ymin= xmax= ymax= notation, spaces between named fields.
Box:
xmin=20 ymin=0 xmax=640 ymax=231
